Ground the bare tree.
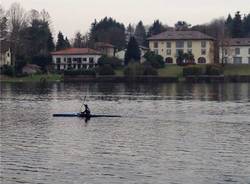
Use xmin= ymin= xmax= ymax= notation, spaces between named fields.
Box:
xmin=6 ymin=2 xmax=27 ymax=66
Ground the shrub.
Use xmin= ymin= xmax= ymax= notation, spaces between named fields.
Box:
xmin=143 ymin=65 xmax=158 ymax=76
xmin=0 ymin=65 xmax=15 ymax=76
xmin=144 ymin=51 xmax=165 ymax=69
xmin=124 ymin=63 xmax=144 ymax=76
xmin=183 ymin=66 xmax=203 ymax=76
xmin=124 ymin=63 xmax=158 ymax=76
xmin=206 ymin=64 xmax=223 ymax=75
xmin=64 ymin=69 xmax=96 ymax=76
xmin=97 ymin=65 xmax=115 ymax=75
xmin=98 ymin=56 xmax=123 ymax=69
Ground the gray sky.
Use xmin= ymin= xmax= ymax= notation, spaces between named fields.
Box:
xmin=1 ymin=0 xmax=249 ymax=38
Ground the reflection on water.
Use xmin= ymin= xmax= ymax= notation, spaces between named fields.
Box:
xmin=1 ymin=82 xmax=250 ymax=184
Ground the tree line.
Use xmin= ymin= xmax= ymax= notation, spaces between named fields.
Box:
xmin=1 ymin=2 xmax=250 ymax=72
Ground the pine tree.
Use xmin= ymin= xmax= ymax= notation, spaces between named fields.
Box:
xmin=243 ymin=14 xmax=250 ymax=37
xmin=47 ymin=31 xmax=55 ymax=52
xmin=73 ymin=32 xmax=84 ymax=48
xmin=148 ymin=20 xmax=166 ymax=36
xmin=225 ymin=14 xmax=233 ymax=36
xmin=124 ymin=36 xmax=141 ymax=65
xmin=232 ymin=11 xmax=243 ymax=38
xmin=65 ymin=37 xmax=71 ymax=48
xmin=134 ymin=21 xmax=147 ymax=46
xmin=127 ymin=24 xmax=135 ymax=38
xmin=56 ymin=32 xmax=70 ymax=50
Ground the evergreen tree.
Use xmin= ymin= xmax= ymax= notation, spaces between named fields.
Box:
xmin=124 ymin=36 xmax=141 ymax=65
xmin=175 ymin=21 xmax=191 ymax=31
xmin=134 ymin=21 xmax=147 ymax=46
xmin=73 ymin=32 xmax=84 ymax=48
xmin=47 ymin=31 xmax=55 ymax=52
xmin=65 ymin=37 xmax=71 ymax=48
xmin=89 ymin=17 xmax=126 ymax=49
xmin=127 ymin=23 xmax=135 ymax=38
xmin=56 ymin=32 xmax=69 ymax=50
xmin=232 ymin=11 xmax=243 ymax=38
xmin=0 ymin=7 xmax=8 ymax=40
xmin=243 ymin=14 xmax=250 ymax=37
xmin=225 ymin=14 xmax=233 ymax=36
xmin=148 ymin=20 xmax=166 ymax=36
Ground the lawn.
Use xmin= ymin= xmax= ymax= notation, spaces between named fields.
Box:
xmin=158 ymin=65 xmax=184 ymax=77
xmin=0 ymin=74 xmax=63 ymax=82
xmin=223 ymin=64 xmax=250 ymax=76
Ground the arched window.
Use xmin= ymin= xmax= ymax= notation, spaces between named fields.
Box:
xmin=165 ymin=57 xmax=173 ymax=64
xmin=198 ymin=57 xmax=206 ymax=64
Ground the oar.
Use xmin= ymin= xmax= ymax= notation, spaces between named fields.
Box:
xmin=79 ymin=96 xmax=87 ymax=112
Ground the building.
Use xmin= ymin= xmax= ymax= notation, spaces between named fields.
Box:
xmin=51 ymin=48 xmax=102 ymax=71
xmin=0 ymin=47 xmax=11 ymax=67
xmin=94 ymin=42 xmax=115 ymax=57
xmin=115 ymin=46 xmax=149 ymax=63
xmin=148 ymin=31 xmax=215 ymax=64
xmin=220 ymin=38 xmax=250 ymax=64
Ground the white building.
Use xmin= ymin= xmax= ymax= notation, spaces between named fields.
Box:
xmin=115 ymin=46 xmax=149 ymax=63
xmin=0 ymin=48 xmax=11 ymax=67
xmin=220 ymin=38 xmax=250 ymax=64
xmin=51 ymin=48 xmax=102 ymax=71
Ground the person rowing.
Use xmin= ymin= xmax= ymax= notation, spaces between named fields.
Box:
xmin=80 ymin=104 xmax=91 ymax=117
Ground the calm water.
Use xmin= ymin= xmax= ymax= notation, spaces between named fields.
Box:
xmin=0 ymin=82 xmax=250 ymax=184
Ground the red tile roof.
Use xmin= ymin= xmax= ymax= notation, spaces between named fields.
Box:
xmin=148 ymin=31 xmax=214 ymax=41
xmin=51 ymin=48 xmax=102 ymax=55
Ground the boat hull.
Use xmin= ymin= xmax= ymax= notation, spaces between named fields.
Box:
xmin=53 ymin=113 xmax=121 ymax=118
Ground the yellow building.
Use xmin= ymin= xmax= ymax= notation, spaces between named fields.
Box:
xmin=148 ymin=31 xmax=215 ymax=64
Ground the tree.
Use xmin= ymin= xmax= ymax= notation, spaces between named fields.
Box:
xmin=134 ymin=21 xmax=147 ymax=46
xmin=175 ymin=21 xmax=191 ymax=31
xmin=7 ymin=2 xmax=27 ymax=66
xmin=148 ymin=20 xmax=166 ymax=36
xmin=56 ymin=32 xmax=70 ymax=50
xmin=89 ymin=17 xmax=126 ymax=49
xmin=73 ymin=32 xmax=85 ymax=48
xmin=127 ymin=23 xmax=134 ymax=38
xmin=144 ymin=51 xmax=164 ymax=68
xmin=243 ymin=14 xmax=250 ymax=37
xmin=0 ymin=6 xmax=8 ymax=41
xmin=124 ymin=36 xmax=141 ymax=65
xmin=225 ymin=14 xmax=233 ymax=36
xmin=231 ymin=11 xmax=243 ymax=38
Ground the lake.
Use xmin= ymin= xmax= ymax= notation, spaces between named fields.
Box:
xmin=1 ymin=82 xmax=250 ymax=184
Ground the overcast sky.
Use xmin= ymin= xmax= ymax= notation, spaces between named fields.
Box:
xmin=1 ymin=0 xmax=249 ymax=38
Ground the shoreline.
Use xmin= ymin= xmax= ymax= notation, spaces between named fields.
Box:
xmin=1 ymin=74 xmax=250 ymax=83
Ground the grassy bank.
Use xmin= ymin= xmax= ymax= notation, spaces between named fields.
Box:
xmin=223 ymin=64 xmax=250 ymax=76
xmin=0 ymin=74 xmax=62 ymax=82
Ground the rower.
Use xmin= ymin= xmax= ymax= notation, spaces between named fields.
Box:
xmin=81 ymin=104 xmax=91 ymax=117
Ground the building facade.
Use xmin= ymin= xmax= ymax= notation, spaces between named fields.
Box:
xmin=220 ymin=38 xmax=250 ymax=64
xmin=148 ymin=31 xmax=215 ymax=64
xmin=94 ymin=42 xmax=115 ymax=57
xmin=51 ymin=48 xmax=102 ymax=71
xmin=0 ymin=48 xmax=11 ymax=67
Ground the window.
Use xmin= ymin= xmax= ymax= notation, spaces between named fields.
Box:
xmin=235 ymin=48 xmax=240 ymax=55
xmin=176 ymin=41 xmax=184 ymax=48
xmin=167 ymin=49 xmax=171 ymax=55
xmin=233 ymin=57 xmax=242 ymax=64
xmin=73 ymin=58 xmax=77 ymax=62
xmin=56 ymin=58 xmax=61 ymax=64
xmin=222 ymin=57 xmax=228 ymax=64
xmin=187 ymin=41 xmax=192 ymax=48
xmin=7 ymin=53 xmax=10 ymax=57
xmin=248 ymin=48 xmax=250 ymax=55
xmin=154 ymin=49 xmax=158 ymax=55
xmin=187 ymin=49 xmax=192 ymax=54
xmin=201 ymin=49 xmax=206 ymax=55
xmin=67 ymin=58 xmax=72 ymax=63
xmin=248 ymin=57 xmax=250 ymax=64
xmin=154 ymin=42 xmax=158 ymax=48
xmin=176 ymin=49 xmax=184 ymax=56
xmin=201 ymin=41 xmax=206 ymax=48
xmin=64 ymin=58 xmax=66 ymax=62
xmin=166 ymin=42 xmax=171 ymax=48
xmin=224 ymin=49 xmax=228 ymax=55
xmin=82 ymin=58 xmax=87 ymax=62
xmin=89 ymin=57 xmax=94 ymax=64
